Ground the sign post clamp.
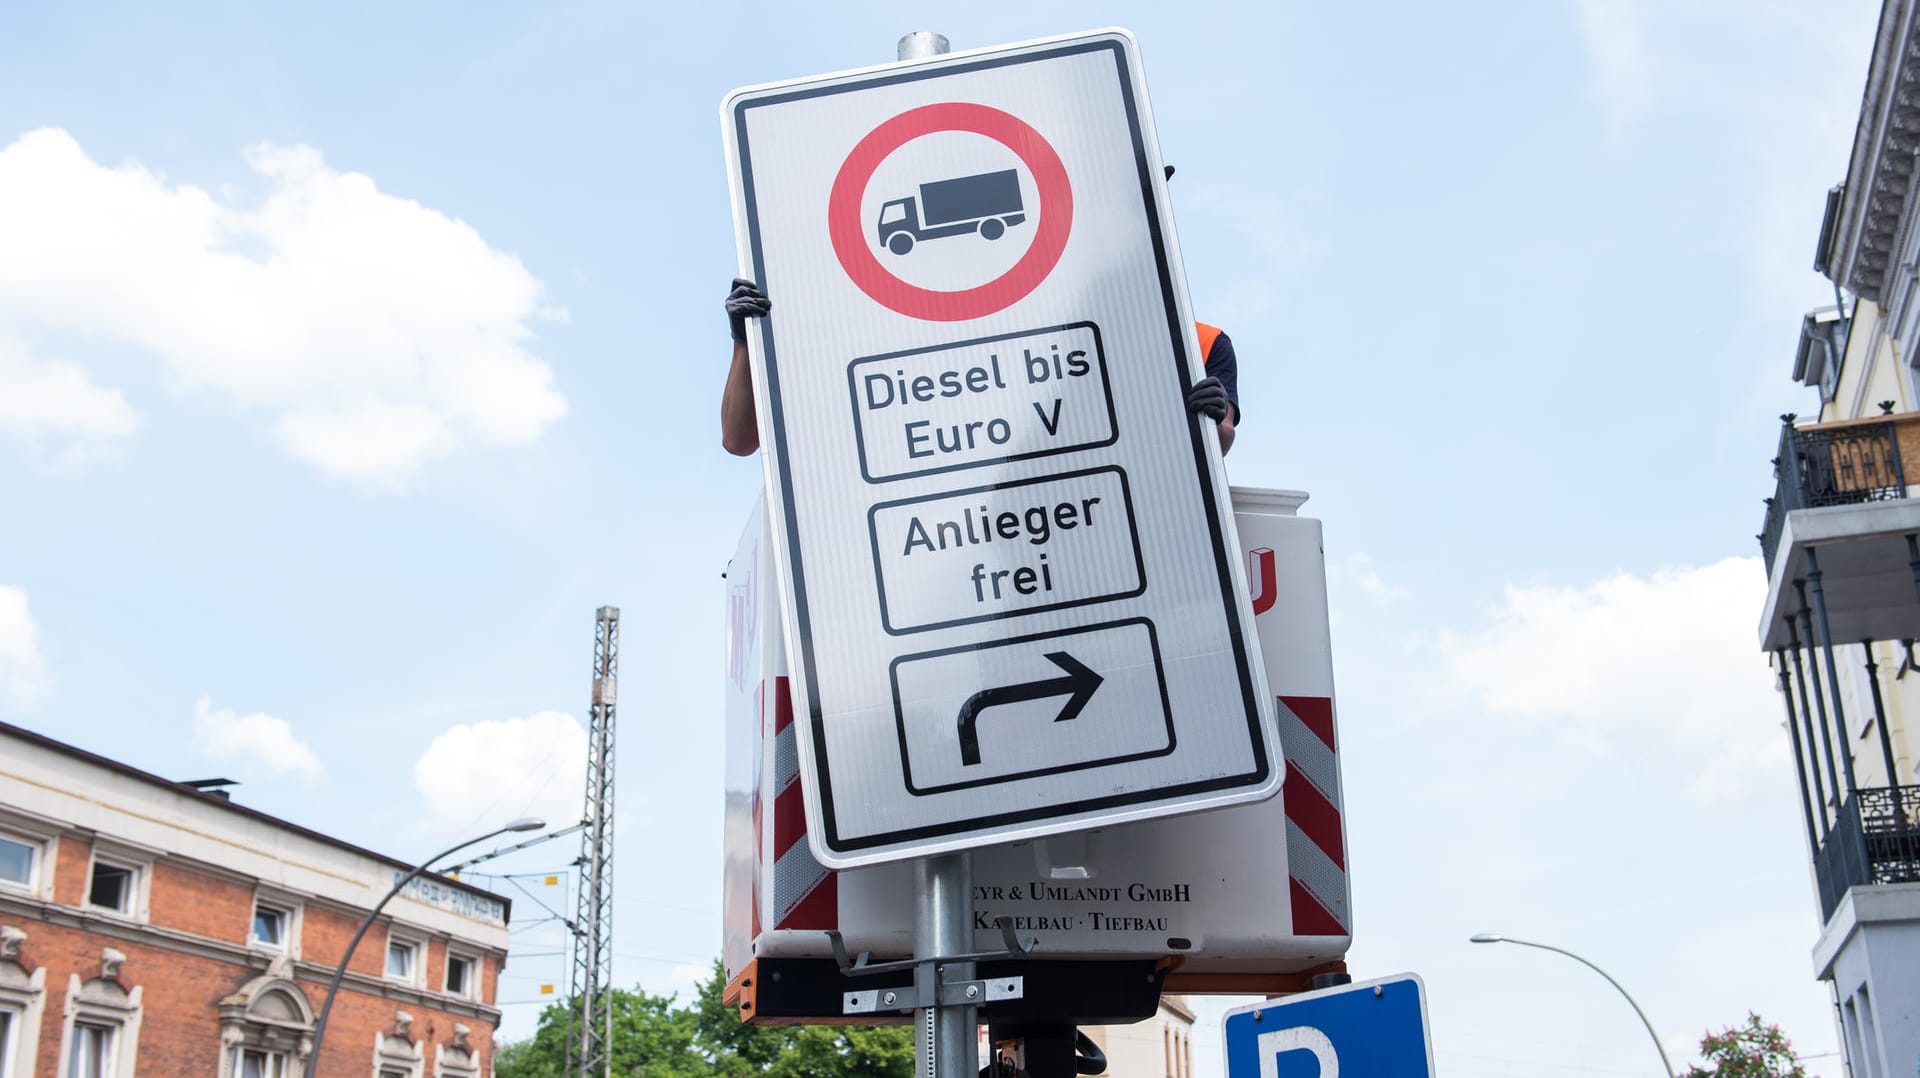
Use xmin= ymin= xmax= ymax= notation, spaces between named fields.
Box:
xmin=827 ymin=915 xmax=1033 ymax=1016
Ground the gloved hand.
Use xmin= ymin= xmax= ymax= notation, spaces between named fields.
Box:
xmin=727 ymin=278 xmax=771 ymax=343
xmin=1186 ymin=376 xmax=1230 ymax=422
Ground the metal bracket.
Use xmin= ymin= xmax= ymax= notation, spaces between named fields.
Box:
xmin=829 ymin=916 xmax=1036 ymax=1015
xmin=843 ymin=972 xmax=1025 ymax=1014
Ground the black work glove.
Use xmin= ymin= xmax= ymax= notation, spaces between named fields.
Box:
xmin=1186 ymin=376 xmax=1230 ymax=422
xmin=727 ymin=278 xmax=771 ymax=343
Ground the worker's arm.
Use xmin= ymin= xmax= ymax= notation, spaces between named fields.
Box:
xmin=722 ymin=340 xmax=759 ymax=456
xmin=1188 ymin=377 xmax=1235 ymax=455
xmin=1190 ymin=330 xmax=1241 ymax=456
xmin=721 ymin=279 xmax=771 ymax=456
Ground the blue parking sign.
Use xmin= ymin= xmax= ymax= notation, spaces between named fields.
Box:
xmin=1222 ymin=974 xmax=1435 ymax=1077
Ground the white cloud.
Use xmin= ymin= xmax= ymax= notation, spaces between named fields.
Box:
xmin=412 ymin=711 xmax=587 ymax=835
xmin=0 ymin=128 xmax=566 ymax=485
xmin=0 ymin=586 xmax=49 ymax=709
xmin=1439 ymin=557 xmax=1782 ymax=800
xmin=192 ymin=694 xmax=325 ymax=784
xmin=0 ymin=336 xmax=139 ymax=458
xmin=1336 ymin=552 xmax=1407 ymax=605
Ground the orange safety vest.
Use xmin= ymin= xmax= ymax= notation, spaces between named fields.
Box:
xmin=1195 ymin=321 xmax=1222 ymax=366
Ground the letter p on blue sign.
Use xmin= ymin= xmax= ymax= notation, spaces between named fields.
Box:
xmin=1223 ymin=975 xmax=1434 ymax=1078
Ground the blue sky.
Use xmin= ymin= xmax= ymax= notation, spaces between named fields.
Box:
xmin=0 ymin=2 xmax=1882 ymax=1074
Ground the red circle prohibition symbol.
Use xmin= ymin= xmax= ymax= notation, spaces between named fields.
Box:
xmin=828 ymin=102 xmax=1073 ymax=323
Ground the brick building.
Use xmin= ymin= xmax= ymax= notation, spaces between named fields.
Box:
xmin=0 ymin=721 xmax=512 ymax=1077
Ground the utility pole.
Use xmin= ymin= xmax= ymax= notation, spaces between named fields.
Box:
xmin=884 ymin=35 xmax=985 ymax=1078
xmin=564 ymin=606 xmax=619 ymax=1078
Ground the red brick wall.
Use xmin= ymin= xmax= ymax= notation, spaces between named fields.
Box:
xmin=148 ymin=861 xmax=252 ymax=943
xmin=8 ymin=855 xmax=497 ymax=1078
xmin=300 ymin=903 xmax=387 ymax=979
xmin=425 ymin=937 xmax=448 ymax=992
xmin=51 ymin=835 xmax=90 ymax=907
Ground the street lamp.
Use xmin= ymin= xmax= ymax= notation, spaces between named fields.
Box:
xmin=1470 ymin=933 xmax=1675 ymax=1078
xmin=304 ymin=818 xmax=545 ymax=1078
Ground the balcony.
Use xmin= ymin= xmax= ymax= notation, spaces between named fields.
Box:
xmin=1812 ymin=785 xmax=1920 ymax=921
xmin=1761 ymin=413 xmax=1920 ymax=574
xmin=1757 ymin=413 xmax=1920 ymax=654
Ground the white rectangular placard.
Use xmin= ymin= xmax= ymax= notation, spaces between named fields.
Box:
xmin=723 ymin=29 xmax=1280 ymax=867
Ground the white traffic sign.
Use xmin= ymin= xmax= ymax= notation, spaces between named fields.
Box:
xmin=722 ymin=29 xmax=1279 ymax=868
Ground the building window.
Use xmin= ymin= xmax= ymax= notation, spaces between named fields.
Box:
xmin=250 ymin=906 xmax=286 ymax=951
xmin=0 ymin=838 xmax=31 ymax=890
xmin=216 ymin=975 xmax=311 ymax=1078
xmin=1848 ymin=646 xmax=1882 ymax=742
xmin=385 ymin=941 xmax=417 ymax=983
xmin=247 ymin=892 xmax=301 ymax=959
xmin=0 ymin=1008 xmax=16 ymax=1078
xmin=444 ymin=955 xmax=472 ymax=998
xmin=65 ymin=1021 xmax=115 ymax=1078
xmin=1857 ymin=986 xmax=1881 ymax=1078
xmin=0 ymin=926 xmax=46 ymax=1078
xmin=86 ymin=863 xmax=134 ymax=915
xmin=58 ymin=967 xmax=141 ymax=1078
xmin=235 ymin=1048 xmax=288 ymax=1078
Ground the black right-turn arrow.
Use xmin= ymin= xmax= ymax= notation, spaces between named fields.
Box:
xmin=957 ymin=651 xmax=1104 ymax=767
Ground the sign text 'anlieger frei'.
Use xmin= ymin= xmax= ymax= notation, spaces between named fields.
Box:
xmin=722 ymin=29 xmax=1279 ymax=867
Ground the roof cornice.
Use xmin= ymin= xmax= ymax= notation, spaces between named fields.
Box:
xmin=0 ymin=720 xmax=511 ymax=914
xmin=1832 ymin=0 xmax=1920 ymax=302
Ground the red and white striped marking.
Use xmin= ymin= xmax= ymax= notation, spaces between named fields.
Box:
xmin=1278 ymin=694 xmax=1346 ymax=935
xmin=767 ymin=677 xmax=837 ymax=930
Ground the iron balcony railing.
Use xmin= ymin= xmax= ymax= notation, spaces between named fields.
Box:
xmin=1761 ymin=413 xmax=1916 ymax=574
xmin=1812 ymin=784 xmax=1920 ymax=922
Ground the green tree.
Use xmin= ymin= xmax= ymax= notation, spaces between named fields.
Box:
xmin=684 ymin=959 xmax=911 ymax=1078
xmin=496 ymin=961 xmax=912 ymax=1078
xmin=687 ymin=959 xmax=799 ymax=1075
xmin=496 ymin=987 xmax=703 ymax=1078
xmin=493 ymin=1038 xmax=557 ymax=1078
xmin=772 ymin=1025 xmax=915 ymax=1078
xmin=1681 ymin=1013 xmax=1807 ymax=1078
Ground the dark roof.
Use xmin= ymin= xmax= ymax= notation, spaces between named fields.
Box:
xmin=0 ymin=719 xmax=513 ymax=915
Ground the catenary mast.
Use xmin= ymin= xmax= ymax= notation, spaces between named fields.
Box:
xmin=564 ymin=606 xmax=618 ymax=1078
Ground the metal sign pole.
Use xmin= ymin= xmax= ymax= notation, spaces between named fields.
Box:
xmin=896 ymin=30 xmax=972 ymax=1078
xmin=898 ymin=30 xmax=950 ymax=61
xmin=915 ymin=853 xmax=976 ymax=1076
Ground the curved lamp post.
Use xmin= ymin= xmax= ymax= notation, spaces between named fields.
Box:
xmin=304 ymin=818 xmax=545 ymax=1078
xmin=1470 ymin=933 xmax=1674 ymax=1078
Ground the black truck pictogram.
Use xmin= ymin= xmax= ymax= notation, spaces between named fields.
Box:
xmin=876 ymin=169 xmax=1026 ymax=255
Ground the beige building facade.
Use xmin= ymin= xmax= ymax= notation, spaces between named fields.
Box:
xmin=1081 ymin=995 xmax=1196 ymax=1078
xmin=980 ymin=996 xmax=1197 ymax=1078
xmin=1758 ymin=3 xmax=1920 ymax=1074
